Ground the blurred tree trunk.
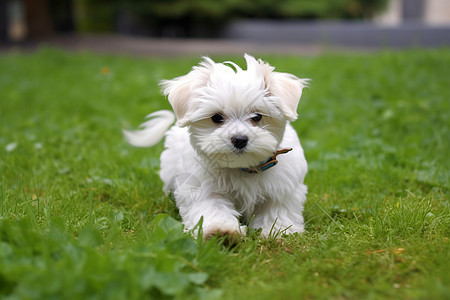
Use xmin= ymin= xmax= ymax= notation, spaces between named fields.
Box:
xmin=0 ymin=0 xmax=7 ymax=41
xmin=49 ymin=0 xmax=74 ymax=32
xmin=24 ymin=0 xmax=53 ymax=38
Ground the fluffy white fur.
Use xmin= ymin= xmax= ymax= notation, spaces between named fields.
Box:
xmin=124 ymin=54 xmax=308 ymax=239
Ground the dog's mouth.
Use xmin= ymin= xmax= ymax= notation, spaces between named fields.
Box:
xmin=233 ymin=148 xmax=245 ymax=155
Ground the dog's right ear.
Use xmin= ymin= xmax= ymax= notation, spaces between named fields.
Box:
xmin=160 ymin=58 xmax=214 ymax=127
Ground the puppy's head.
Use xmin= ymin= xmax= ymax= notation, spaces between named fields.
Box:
xmin=160 ymin=54 xmax=308 ymax=169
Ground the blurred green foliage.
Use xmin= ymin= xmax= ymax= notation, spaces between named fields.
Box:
xmin=234 ymin=0 xmax=388 ymax=19
xmin=0 ymin=214 xmax=219 ymax=299
xmin=76 ymin=0 xmax=117 ymax=33
xmin=120 ymin=0 xmax=388 ymax=19
xmin=75 ymin=0 xmax=389 ymax=36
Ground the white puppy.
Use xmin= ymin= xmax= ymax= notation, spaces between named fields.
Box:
xmin=124 ymin=54 xmax=308 ymax=239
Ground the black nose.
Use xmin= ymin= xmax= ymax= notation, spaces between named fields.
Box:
xmin=231 ymin=135 xmax=248 ymax=149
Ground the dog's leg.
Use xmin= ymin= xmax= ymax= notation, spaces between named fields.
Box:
xmin=176 ymin=193 xmax=246 ymax=239
xmin=251 ymin=184 xmax=307 ymax=237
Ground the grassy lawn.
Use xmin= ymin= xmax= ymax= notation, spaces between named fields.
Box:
xmin=0 ymin=48 xmax=448 ymax=299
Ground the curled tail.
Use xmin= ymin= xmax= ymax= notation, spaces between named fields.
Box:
xmin=123 ymin=110 xmax=175 ymax=147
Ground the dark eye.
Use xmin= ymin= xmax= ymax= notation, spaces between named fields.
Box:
xmin=251 ymin=113 xmax=262 ymax=122
xmin=211 ymin=113 xmax=224 ymax=124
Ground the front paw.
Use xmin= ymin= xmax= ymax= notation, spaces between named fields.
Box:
xmin=203 ymin=222 xmax=246 ymax=241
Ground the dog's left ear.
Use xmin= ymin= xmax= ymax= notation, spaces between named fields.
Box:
xmin=246 ymin=54 xmax=307 ymax=121
xmin=265 ymin=72 xmax=307 ymax=121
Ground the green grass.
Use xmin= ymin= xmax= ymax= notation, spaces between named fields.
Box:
xmin=0 ymin=48 xmax=449 ymax=299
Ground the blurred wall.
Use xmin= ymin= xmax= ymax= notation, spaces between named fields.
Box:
xmin=425 ymin=0 xmax=450 ymax=25
xmin=376 ymin=0 xmax=450 ymax=25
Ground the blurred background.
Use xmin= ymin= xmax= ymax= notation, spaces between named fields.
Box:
xmin=1 ymin=0 xmax=450 ymax=53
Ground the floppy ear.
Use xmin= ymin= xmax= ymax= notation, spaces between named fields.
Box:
xmin=266 ymin=71 xmax=308 ymax=121
xmin=160 ymin=57 xmax=214 ymax=126
xmin=246 ymin=54 xmax=307 ymax=121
